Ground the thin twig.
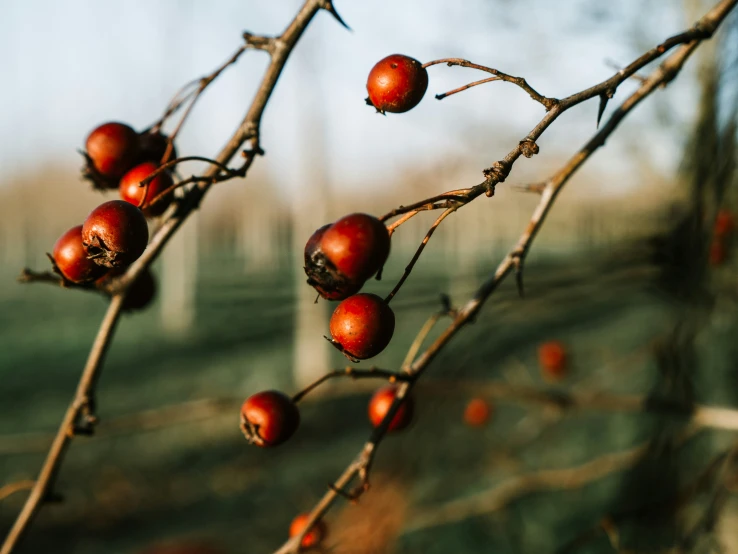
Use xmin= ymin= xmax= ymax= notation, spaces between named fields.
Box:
xmin=291 ymin=367 xmax=408 ymax=404
xmin=0 ymin=482 xmax=34 ymax=503
xmin=435 ymin=76 xmax=501 ymax=100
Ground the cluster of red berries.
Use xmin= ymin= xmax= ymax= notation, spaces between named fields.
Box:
xmin=50 ymin=122 xmax=175 ymax=310
xmin=709 ymin=209 xmax=735 ymax=267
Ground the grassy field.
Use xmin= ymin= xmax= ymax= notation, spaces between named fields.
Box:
xmin=1 ymin=241 xmax=736 ymax=554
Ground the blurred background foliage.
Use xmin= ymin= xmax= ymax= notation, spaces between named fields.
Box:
xmin=1 ymin=1 xmax=738 ymax=553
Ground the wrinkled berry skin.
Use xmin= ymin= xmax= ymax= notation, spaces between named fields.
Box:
xmin=52 ymin=225 xmax=107 ymax=284
xmin=330 ymin=293 xmax=394 ymax=360
xmin=119 ymin=162 xmax=174 ymax=217
xmin=368 ymin=385 xmax=413 ymax=432
xmin=241 ymin=390 xmax=300 ymax=447
xmin=82 ymin=200 xmax=149 ymax=269
xmin=138 ymin=130 xmax=177 ymax=164
xmin=366 ymin=54 xmax=428 ymax=114
xmin=85 ymin=122 xmax=139 ymax=181
xmin=304 ymin=215 xmax=390 ymax=300
xmin=289 ymin=513 xmax=328 ymax=549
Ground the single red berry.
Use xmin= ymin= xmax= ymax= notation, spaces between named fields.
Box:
xmin=240 ymin=390 xmax=300 ymax=447
xmin=119 ymin=162 xmax=174 ymax=217
xmin=85 ymin=122 xmax=139 ymax=180
xmin=138 ymin=130 xmax=177 ymax=164
xmin=368 ymin=385 xmax=413 ymax=432
xmin=714 ymin=210 xmax=735 ymax=239
xmin=304 ymin=215 xmax=390 ymax=300
xmin=538 ymin=340 xmax=568 ymax=381
xmin=82 ymin=200 xmax=149 ymax=268
xmin=289 ymin=513 xmax=328 ymax=550
xmin=709 ymin=238 xmax=728 ymax=266
xmin=464 ymin=398 xmax=492 ymax=427
xmin=329 ymin=293 xmax=395 ymax=360
xmin=366 ymin=54 xmax=428 ymax=114
xmin=52 ymin=225 xmax=107 ymax=284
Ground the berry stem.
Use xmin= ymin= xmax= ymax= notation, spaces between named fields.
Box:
xmin=291 ymin=367 xmax=409 ymax=404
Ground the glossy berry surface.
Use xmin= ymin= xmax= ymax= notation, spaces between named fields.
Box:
xmin=538 ymin=340 xmax=568 ymax=380
xmin=82 ymin=200 xmax=149 ymax=269
xmin=138 ymin=130 xmax=177 ymax=164
xmin=464 ymin=398 xmax=492 ymax=427
xmin=304 ymin=215 xmax=390 ymax=300
xmin=119 ymin=161 xmax=174 ymax=217
xmin=85 ymin=122 xmax=139 ymax=180
xmin=366 ymin=54 xmax=428 ymax=114
xmin=368 ymin=385 xmax=413 ymax=432
xmin=289 ymin=513 xmax=327 ymax=549
xmin=52 ymin=225 xmax=107 ymax=284
xmin=241 ymin=390 xmax=300 ymax=447
xmin=329 ymin=293 xmax=395 ymax=360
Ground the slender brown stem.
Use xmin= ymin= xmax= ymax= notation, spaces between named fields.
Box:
xmin=435 ymin=76 xmax=501 ymax=100
xmin=384 ymin=206 xmax=458 ymax=304
xmin=291 ymin=367 xmax=408 ymax=404
xmin=0 ymin=482 xmax=35 ymax=503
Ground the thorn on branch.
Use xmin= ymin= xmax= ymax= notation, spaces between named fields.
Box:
xmin=242 ymin=32 xmax=275 ymax=53
xmin=512 ymin=251 xmax=525 ymax=298
xmin=596 ymin=91 xmax=613 ymax=128
xmin=320 ymin=0 xmax=351 ymax=30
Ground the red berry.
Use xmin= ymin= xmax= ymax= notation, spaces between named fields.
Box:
xmin=329 ymin=293 xmax=395 ymax=360
xmin=538 ymin=340 xmax=568 ymax=381
xmin=82 ymin=200 xmax=149 ymax=269
xmin=289 ymin=513 xmax=328 ymax=549
xmin=714 ymin=210 xmax=735 ymax=239
xmin=119 ymin=162 xmax=174 ymax=217
xmin=85 ymin=122 xmax=139 ymax=180
xmin=366 ymin=54 xmax=428 ymax=114
xmin=138 ymin=130 xmax=177 ymax=164
xmin=464 ymin=398 xmax=492 ymax=427
xmin=52 ymin=225 xmax=107 ymax=284
xmin=240 ymin=391 xmax=300 ymax=447
xmin=304 ymin=215 xmax=390 ymax=300
xmin=368 ymin=385 xmax=413 ymax=432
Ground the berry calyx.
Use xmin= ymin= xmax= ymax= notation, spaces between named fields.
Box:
xmin=463 ymin=398 xmax=492 ymax=427
xmin=52 ymin=225 xmax=107 ymax=284
xmin=304 ymin=214 xmax=390 ymax=301
xmin=329 ymin=293 xmax=395 ymax=360
xmin=240 ymin=390 xmax=300 ymax=447
xmin=85 ymin=122 xmax=139 ymax=182
xmin=82 ymin=200 xmax=149 ymax=269
xmin=366 ymin=54 xmax=428 ymax=114
xmin=368 ymin=385 xmax=413 ymax=432
xmin=289 ymin=513 xmax=327 ymax=550
xmin=119 ymin=161 xmax=174 ymax=217
xmin=538 ymin=340 xmax=568 ymax=381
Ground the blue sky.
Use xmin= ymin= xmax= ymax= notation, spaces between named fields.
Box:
xmin=0 ymin=0 xmax=697 ymax=199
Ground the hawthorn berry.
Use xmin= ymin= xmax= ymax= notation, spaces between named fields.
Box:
xmin=709 ymin=239 xmax=727 ymax=266
xmin=329 ymin=293 xmax=395 ymax=360
xmin=138 ymin=130 xmax=177 ymax=164
xmin=368 ymin=385 xmax=413 ymax=432
xmin=304 ymin=214 xmax=390 ymax=300
xmin=463 ymin=398 xmax=492 ymax=427
xmin=82 ymin=200 xmax=149 ymax=268
xmin=85 ymin=122 xmax=139 ymax=181
xmin=119 ymin=161 xmax=174 ymax=217
xmin=241 ymin=390 xmax=300 ymax=447
xmin=538 ymin=340 xmax=568 ymax=381
xmin=366 ymin=54 xmax=428 ymax=114
xmin=52 ymin=225 xmax=107 ymax=284
xmin=98 ymin=268 xmax=157 ymax=311
xmin=289 ymin=513 xmax=328 ymax=550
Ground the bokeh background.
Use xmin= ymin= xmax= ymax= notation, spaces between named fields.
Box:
xmin=1 ymin=1 xmax=738 ymax=553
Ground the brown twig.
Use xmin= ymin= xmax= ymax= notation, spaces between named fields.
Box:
xmin=423 ymin=58 xmax=557 ymax=110
xmin=291 ymin=367 xmax=409 ymax=404
xmin=435 ymin=76 xmax=501 ymax=100
xmin=0 ymin=482 xmax=35 ymax=503
xmin=271 ymin=3 xmax=738 ymax=552
xmin=384 ymin=206 xmax=459 ymax=303
xmin=1 ymin=2 xmax=341 ymax=553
